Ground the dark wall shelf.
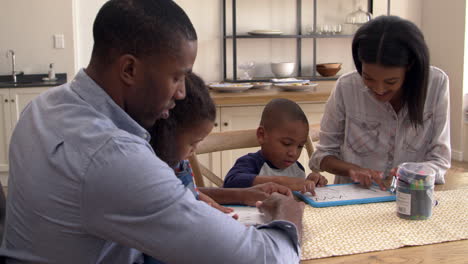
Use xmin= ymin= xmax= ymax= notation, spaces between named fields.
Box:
xmin=225 ymin=75 xmax=342 ymax=83
xmin=222 ymin=0 xmax=389 ymax=82
xmin=225 ymin=34 xmax=355 ymax=39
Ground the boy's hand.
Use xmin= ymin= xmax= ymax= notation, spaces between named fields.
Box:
xmin=252 ymin=175 xmax=326 ymax=196
xmin=306 ymin=172 xmax=328 ymax=187
xmin=241 ymin=182 xmax=292 ymax=206
xmin=302 ymin=172 xmax=328 ymax=196
xmin=281 ymin=178 xmax=318 ymax=196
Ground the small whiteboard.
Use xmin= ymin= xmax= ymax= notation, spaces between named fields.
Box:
xmin=227 ymin=206 xmax=266 ymax=226
xmin=295 ymin=183 xmax=396 ymax=208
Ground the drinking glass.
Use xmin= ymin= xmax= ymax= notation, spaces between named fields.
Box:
xmin=238 ymin=62 xmax=255 ymax=80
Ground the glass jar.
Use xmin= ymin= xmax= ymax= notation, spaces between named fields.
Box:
xmin=345 ymin=6 xmax=373 ymax=25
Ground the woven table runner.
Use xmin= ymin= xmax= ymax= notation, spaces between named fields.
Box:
xmin=301 ymin=188 xmax=468 ymax=260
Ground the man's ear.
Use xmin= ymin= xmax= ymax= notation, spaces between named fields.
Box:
xmin=119 ymin=54 xmax=139 ymax=86
xmin=257 ymin=126 xmax=265 ymax=144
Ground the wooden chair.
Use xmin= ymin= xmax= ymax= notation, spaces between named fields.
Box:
xmin=188 ymin=124 xmax=320 ymax=187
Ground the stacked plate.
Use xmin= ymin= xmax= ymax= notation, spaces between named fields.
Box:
xmin=247 ymin=30 xmax=283 ymax=36
xmin=274 ymin=82 xmax=318 ymax=92
xmin=250 ymin=82 xmax=272 ymax=89
xmin=270 ymin=78 xmax=309 ymax=84
xmin=208 ymin=83 xmax=253 ymax=92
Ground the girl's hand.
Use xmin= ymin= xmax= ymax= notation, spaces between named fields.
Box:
xmin=349 ymin=167 xmax=386 ymax=190
xmin=198 ymin=193 xmax=237 ymax=218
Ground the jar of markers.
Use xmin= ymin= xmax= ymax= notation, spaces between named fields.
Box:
xmin=396 ymin=162 xmax=436 ymax=220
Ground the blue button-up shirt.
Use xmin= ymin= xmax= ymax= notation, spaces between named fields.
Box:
xmin=0 ymin=69 xmax=300 ymax=264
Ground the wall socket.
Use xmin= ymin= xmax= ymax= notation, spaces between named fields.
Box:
xmin=54 ymin=34 xmax=65 ymax=49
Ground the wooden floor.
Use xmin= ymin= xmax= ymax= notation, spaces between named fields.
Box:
xmin=446 ymin=160 xmax=468 ymax=173
xmin=438 ymin=160 xmax=468 ymax=190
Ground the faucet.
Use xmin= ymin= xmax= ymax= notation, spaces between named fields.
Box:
xmin=6 ymin=50 xmax=23 ymax=83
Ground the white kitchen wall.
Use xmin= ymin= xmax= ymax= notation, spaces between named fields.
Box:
xmin=73 ymin=0 xmax=421 ymax=82
xmin=74 ymin=0 xmax=108 ymax=71
xmin=421 ymin=0 xmax=467 ymax=161
xmin=6 ymin=0 xmax=463 ymax=160
xmin=465 ymin=3 xmax=468 ymax=161
xmin=0 ymin=0 xmax=75 ymax=79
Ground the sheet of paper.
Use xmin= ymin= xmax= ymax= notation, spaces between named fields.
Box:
xmin=227 ymin=206 xmax=266 ymax=226
xmin=304 ymin=184 xmax=394 ymax=203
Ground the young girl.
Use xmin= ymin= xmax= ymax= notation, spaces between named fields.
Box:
xmin=310 ymin=16 xmax=450 ymax=188
xmin=150 ymin=72 xmax=233 ymax=213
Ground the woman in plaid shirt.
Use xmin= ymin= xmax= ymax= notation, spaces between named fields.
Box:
xmin=310 ymin=16 xmax=450 ymax=188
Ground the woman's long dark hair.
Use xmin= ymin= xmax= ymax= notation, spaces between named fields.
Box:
xmin=150 ymin=72 xmax=216 ymax=167
xmin=352 ymin=15 xmax=430 ymax=127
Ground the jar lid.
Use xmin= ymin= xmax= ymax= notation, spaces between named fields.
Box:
xmin=345 ymin=6 xmax=372 ymax=25
xmin=396 ymin=162 xmax=436 ymax=183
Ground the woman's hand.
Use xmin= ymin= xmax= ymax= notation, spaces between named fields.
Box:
xmin=349 ymin=167 xmax=386 ymax=190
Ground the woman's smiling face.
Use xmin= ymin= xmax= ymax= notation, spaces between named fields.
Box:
xmin=361 ymin=63 xmax=407 ymax=104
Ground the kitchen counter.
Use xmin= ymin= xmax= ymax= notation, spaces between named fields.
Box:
xmin=209 ymin=80 xmax=335 ymax=106
xmin=0 ymin=73 xmax=67 ymax=88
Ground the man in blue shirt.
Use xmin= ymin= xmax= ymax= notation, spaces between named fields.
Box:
xmin=0 ymin=0 xmax=304 ymax=263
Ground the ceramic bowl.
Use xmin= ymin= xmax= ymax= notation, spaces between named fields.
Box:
xmin=316 ymin=63 xmax=342 ymax=69
xmin=271 ymin=62 xmax=295 ymax=77
xmin=316 ymin=63 xmax=342 ymax=77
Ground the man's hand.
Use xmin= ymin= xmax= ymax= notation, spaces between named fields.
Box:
xmin=349 ymin=167 xmax=386 ymax=190
xmin=256 ymin=193 xmax=305 ymax=239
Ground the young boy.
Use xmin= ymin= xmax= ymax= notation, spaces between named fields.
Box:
xmin=223 ymin=98 xmax=328 ymax=194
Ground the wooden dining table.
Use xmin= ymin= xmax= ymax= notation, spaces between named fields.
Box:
xmin=301 ymin=167 xmax=468 ymax=264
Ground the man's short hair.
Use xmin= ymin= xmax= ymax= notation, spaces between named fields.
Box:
xmin=260 ymin=98 xmax=309 ymax=130
xmin=91 ymin=0 xmax=197 ymax=64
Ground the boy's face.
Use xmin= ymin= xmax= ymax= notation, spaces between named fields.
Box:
xmin=257 ymin=120 xmax=309 ymax=169
xmin=176 ymin=120 xmax=214 ymax=161
xmin=126 ymin=40 xmax=198 ymax=129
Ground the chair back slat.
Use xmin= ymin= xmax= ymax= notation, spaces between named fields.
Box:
xmin=196 ymin=129 xmax=258 ymax=154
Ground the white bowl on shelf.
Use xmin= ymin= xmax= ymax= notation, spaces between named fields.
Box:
xmin=271 ymin=62 xmax=295 ymax=77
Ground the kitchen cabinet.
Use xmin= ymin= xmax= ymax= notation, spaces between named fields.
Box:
xmin=198 ymin=102 xmax=325 ymax=186
xmin=0 ymin=87 xmax=49 ymax=185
